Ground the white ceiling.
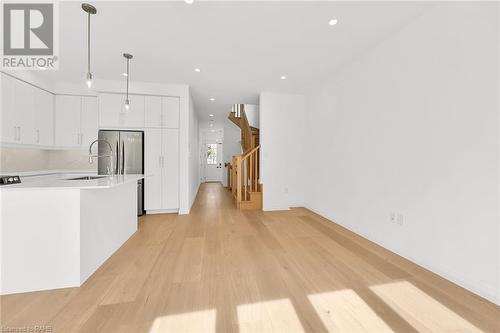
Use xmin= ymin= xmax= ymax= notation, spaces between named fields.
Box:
xmin=36 ymin=1 xmax=434 ymax=123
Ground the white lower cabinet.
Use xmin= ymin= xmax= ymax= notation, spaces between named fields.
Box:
xmin=145 ymin=129 xmax=163 ymax=210
xmin=145 ymin=128 xmax=179 ymax=211
xmin=163 ymin=129 xmax=179 ymax=209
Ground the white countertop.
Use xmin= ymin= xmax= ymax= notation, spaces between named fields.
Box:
xmin=7 ymin=169 xmax=97 ymax=177
xmin=0 ymin=174 xmax=144 ymax=190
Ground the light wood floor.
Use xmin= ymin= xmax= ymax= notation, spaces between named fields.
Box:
xmin=1 ymin=183 xmax=499 ymax=332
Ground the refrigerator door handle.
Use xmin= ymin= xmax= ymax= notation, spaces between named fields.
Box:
xmin=116 ymin=141 xmax=120 ymax=175
xmin=121 ymin=141 xmax=125 ymax=175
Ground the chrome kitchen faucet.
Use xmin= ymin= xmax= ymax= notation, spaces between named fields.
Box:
xmin=88 ymin=139 xmax=115 ymax=176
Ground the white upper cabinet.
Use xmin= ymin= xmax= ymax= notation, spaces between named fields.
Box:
xmin=99 ymin=93 xmax=122 ymax=128
xmin=144 ymin=96 xmax=162 ymax=128
xmin=0 ymin=74 xmax=45 ymax=145
xmin=123 ymin=94 xmax=145 ymax=128
xmin=163 ymin=97 xmax=179 ymax=128
xmin=55 ymin=95 xmax=98 ymax=148
xmin=1 ymin=74 xmax=17 ymax=143
xmin=144 ymin=96 xmax=179 ymax=129
xmin=55 ymin=95 xmax=81 ymax=147
xmin=80 ymin=97 xmax=98 ymax=148
xmin=33 ymin=88 xmax=54 ymax=146
xmin=99 ymin=93 xmax=144 ymax=129
xmin=15 ymin=80 xmax=36 ymax=145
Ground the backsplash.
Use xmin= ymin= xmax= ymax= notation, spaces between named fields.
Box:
xmin=0 ymin=147 xmax=97 ymax=173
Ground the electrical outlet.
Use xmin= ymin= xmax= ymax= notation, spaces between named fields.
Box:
xmin=397 ymin=213 xmax=404 ymax=225
xmin=390 ymin=213 xmax=397 ymax=223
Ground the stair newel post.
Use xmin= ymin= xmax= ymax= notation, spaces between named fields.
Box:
xmin=254 ymin=150 xmax=257 ymax=191
xmin=232 ymin=156 xmax=237 ymax=197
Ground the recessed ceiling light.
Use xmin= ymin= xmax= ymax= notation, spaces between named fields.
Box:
xmin=209 ymin=114 xmax=214 ymax=117
xmin=194 ymin=68 xmax=201 ymax=72
xmin=185 ymin=0 xmax=194 ymax=4
xmin=209 ymin=123 xmax=214 ymax=127
xmin=328 ymin=18 xmax=338 ymax=26
xmin=209 ymin=98 xmax=215 ymax=101
xmin=122 ymin=72 xmax=128 ymax=77
xmin=280 ymin=75 xmax=287 ymax=80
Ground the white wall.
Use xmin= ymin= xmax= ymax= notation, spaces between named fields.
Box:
xmin=245 ymin=104 xmax=260 ymax=129
xmin=222 ymin=121 xmax=241 ymax=187
xmin=305 ymin=3 xmax=499 ymax=304
xmin=188 ymin=95 xmax=200 ymax=210
xmin=260 ymin=92 xmax=306 ymax=211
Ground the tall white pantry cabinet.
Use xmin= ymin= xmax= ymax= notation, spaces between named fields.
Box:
xmin=144 ymin=96 xmax=180 ymax=213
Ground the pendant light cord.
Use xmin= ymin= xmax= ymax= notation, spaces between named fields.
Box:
xmin=87 ymin=13 xmax=90 ymax=74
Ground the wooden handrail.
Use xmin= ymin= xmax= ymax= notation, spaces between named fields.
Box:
xmin=241 ymin=145 xmax=260 ymax=160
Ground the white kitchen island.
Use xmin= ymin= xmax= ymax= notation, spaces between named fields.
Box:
xmin=0 ymin=174 xmax=143 ymax=295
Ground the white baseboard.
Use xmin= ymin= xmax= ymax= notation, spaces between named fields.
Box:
xmin=263 ymin=206 xmax=291 ymax=212
xmin=145 ymin=209 xmax=178 ymax=215
xmin=304 ymin=205 xmax=500 ymax=306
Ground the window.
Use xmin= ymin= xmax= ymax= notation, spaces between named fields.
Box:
xmin=206 ymin=144 xmax=217 ymax=165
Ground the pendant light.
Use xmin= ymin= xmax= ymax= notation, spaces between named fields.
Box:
xmin=123 ymin=53 xmax=133 ymax=110
xmin=82 ymin=3 xmax=97 ymax=88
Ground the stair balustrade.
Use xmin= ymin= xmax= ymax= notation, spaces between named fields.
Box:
xmin=228 ymin=104 xmax=262 ymax=209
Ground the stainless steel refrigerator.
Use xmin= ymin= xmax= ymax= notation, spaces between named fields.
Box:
xmin=98 ymin=130 xmax=144 ymax=216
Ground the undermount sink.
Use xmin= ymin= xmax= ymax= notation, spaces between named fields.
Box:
xmin=66 ymin=176 xmax=108 ymax=181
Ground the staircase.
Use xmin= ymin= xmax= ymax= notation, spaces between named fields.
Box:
xmin=225 ymin=104 xmax=262 ymax=210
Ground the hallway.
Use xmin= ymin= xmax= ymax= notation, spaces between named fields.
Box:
xmin=2 ymin=183 xmax=499 ymax=332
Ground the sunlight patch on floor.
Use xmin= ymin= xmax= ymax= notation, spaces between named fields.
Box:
xmin=149 ymin=309 xmax=216 ymax=333
xmin=308 ymin=289 xmax=394 ymax=332
xmin=237 ymin=298 xmax=304 ymax=333
xmin=370 ymin=281 xmax=483 ymax=332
